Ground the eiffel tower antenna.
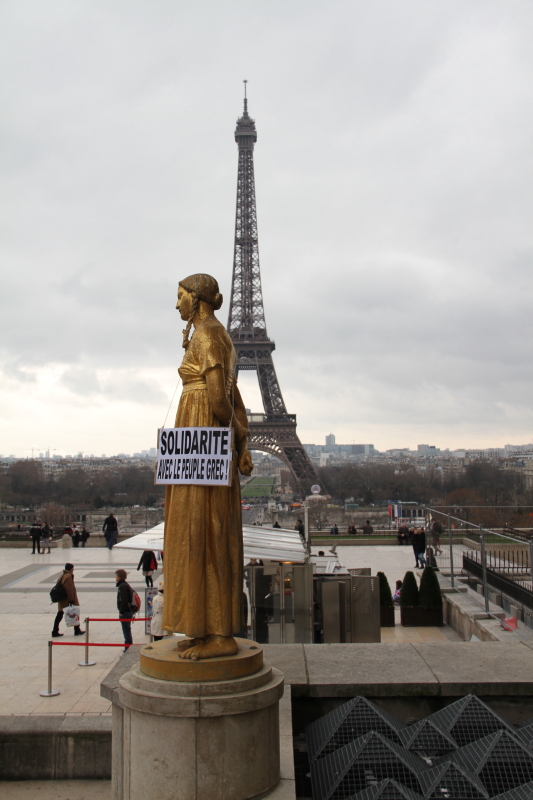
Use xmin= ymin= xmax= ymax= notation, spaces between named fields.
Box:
xmin=228 ymin=94 xmax=319 ymax=487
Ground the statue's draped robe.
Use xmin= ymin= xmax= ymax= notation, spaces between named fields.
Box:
xmin=162 ymin=318 xmax=243 ymax=638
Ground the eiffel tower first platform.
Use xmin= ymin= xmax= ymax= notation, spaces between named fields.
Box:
xmin=227 ymin=91 xmax=319 ymax=487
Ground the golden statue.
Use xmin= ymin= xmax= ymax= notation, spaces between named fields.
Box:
xmin=162 ymin=274 xmax=253 ymax=660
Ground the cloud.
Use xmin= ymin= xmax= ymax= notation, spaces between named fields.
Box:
xmin=1 ymin=1 xmax=532 ymax=454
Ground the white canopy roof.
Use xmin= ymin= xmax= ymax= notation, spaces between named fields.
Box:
xmin=114 ymin=522 xmax=307 ymax=563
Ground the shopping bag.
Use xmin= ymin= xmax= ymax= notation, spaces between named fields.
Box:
xmin=64 ymin=605 xmax=81 ymax=627
xmin=500 ymin=616 xmax=517 ymax=631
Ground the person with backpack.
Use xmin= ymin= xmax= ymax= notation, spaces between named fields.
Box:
xmin=137 ymin=550 xmax=158 ymax=588
xmin=115 ymin=568 xmax=139 ymax=652
xmin=51 ymin=563 xmax=84 ymax=638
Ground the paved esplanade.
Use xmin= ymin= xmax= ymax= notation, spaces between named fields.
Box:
xmin=0 ymin=542 xmax=457 ymax=718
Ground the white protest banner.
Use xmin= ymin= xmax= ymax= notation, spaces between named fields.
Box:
xmin=155 ymin=427 xmax=233 ymax=486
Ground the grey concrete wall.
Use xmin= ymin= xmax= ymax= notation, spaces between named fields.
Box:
xmin=0 ymin=716 xmax=111 ymax=780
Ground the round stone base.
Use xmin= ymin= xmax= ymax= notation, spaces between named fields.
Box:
xmin=139 ymin=637 xmax=263 ymax=682
xmin=115 ymin=659 xmax=283 ymax=800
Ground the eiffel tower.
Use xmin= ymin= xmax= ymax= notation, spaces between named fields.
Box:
xmin=227 ymin=88 xmax=319 ymax=487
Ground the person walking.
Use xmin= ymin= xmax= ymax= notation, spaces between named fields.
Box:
xmin=431 ymin=519 xmax=443 ymax=555
xmin=41 ymin=521 xmax=52 ymax=554
xmin=30 ymin=518 xmax=42 ymax=554
xmin=417 ymin=527 xmax=427 ymax=567
xmin=103 ymin=513 xmax=118 ymax=550
xmin=52 ymin=563 xmax=85 ymax=637
xmin=413 ymin=527 xmax=426 ymax=568
xmin=72 ymin=528 xmax=81 ymax=548
xmin=115 ymin=568 xmax=134 ymax=652
xmin=150 ymin=577 xmax=167 ymax=641
xmin=137 ymin=550 xmax=158 ymax=588
xmin=412 ymin=529 xmax=421 ymax=568
xmin=80 ymin=527 xmax=90 ymax=548
xmin=294 ymin=519 xmax=305 ymax=537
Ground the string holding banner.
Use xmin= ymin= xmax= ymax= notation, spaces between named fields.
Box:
xmin=155 ymin=427 xmax=233 ymax=487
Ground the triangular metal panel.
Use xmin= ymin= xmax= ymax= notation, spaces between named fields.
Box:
xmin=426 ymin=695 xmax=514 ymax=747
xmin=440 ymin=730 xmax=533 ymax=797
xmin=398 ymin=718 xmax=458 ymax=756
xmin=306 ymin=697 xmax=406 ymax=763
xmin=346 ymin=778 xmax=424 ymax=800
xmin=515 ymin=719 xmax=533 ymax=751
xmin=418 ymin=761 xmax=488 ymax=798
xmin=310 ymin=731 xmax=425 ymax=800
xmin=490 ymin=781 xmax=533 ymax=800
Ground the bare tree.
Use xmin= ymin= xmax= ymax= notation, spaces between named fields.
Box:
xmin=308 ymin=499 xmax=331 ymax=532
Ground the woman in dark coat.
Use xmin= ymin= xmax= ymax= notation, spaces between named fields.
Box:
xmin=137 ymin=550 xmax=158 ymax=587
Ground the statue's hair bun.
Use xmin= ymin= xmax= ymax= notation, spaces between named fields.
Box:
xmin=179 ymin=274 xmax=223 ymax=310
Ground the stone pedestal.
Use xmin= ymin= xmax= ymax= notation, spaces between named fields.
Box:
xmin=112 ymin=639 xmax=284 ymax=800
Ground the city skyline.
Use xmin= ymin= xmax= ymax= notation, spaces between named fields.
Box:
xmin=2 ymin=436 xmax=532 ymax=462
xmin=1 ymin=2 xmax=532 ymax=457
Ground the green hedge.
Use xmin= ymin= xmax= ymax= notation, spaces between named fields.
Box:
xmin=399 ymin=571 xmax=419 ymax=607
xmin=377 ymin=572 xmax=393 ymax=608
xmin=419 ymin=566 xmax=443 ymax=610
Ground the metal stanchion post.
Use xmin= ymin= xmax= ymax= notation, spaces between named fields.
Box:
xmin=529 ymin=541 xmax=533 ymax=594
xmin=448 ymin=515 xmax=454 ymax=588
xmin=78 ymin=617 xmax=96 ymax=667
xmin=250 ymin=566 xmax=256 ymax=642
xmin=40 ymin=641 xmax=60 ymax=697
xmin=480 ymin=525 xmax=489 ymax=613
xmin=303 ymin=504 xmax=310 ymax=558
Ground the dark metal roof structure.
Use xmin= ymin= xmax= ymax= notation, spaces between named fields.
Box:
xmin=310 ymin=731 xmax=425 ymax=800
xmin=306 ymin=698 xmax=406 ymax=764
xmin=346 ymin=778 xmax=424 ymax=800
xmin=304 ymin=695 xmax=533 ymax=799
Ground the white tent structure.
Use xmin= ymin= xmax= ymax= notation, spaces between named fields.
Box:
xmin=114 ymin=522 xmax=307 ymax=564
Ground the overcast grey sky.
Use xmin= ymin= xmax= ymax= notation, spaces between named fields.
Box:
xmin=1 ymin=1 xmax=532 ymax=457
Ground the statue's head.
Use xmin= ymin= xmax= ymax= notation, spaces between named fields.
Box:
xmin=178 ymin=274 xmax=223 ymax=310
xmin=177 ymin=274 xmax=223 ymax=348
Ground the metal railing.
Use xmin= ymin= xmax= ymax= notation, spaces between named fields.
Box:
xmin=40 ymin=617 xmax=150 ymax=697
xmin=463 ymin=554 xmax=533 ymax=611
xmin=427 ymin=507 xmax=533 ymax=618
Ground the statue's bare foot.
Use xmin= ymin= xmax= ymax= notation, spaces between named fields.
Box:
xmin=179 ymin=635 xmax=239 ymax=660
xmin=176 ymin=637 xmax=206 ymax=652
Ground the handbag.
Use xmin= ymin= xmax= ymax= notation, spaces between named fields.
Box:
xmin=64 ymin=605 xmax=81 ymax=627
